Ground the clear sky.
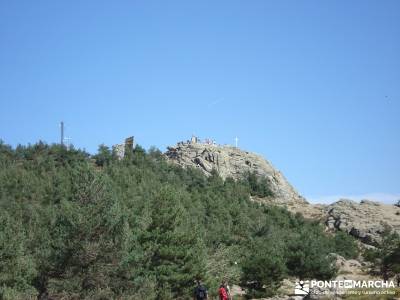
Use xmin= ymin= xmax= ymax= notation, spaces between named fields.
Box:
xmin=0 ymin=1 xmax=399 ymax=203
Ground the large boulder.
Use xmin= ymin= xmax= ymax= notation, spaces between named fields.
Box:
xmin=322 ymin=199 xmax=400 ymax=245
xmin=264 ymin=197 xmax=400 ymax=246
xmin=281 ymin=198 xmax=400 ymax=245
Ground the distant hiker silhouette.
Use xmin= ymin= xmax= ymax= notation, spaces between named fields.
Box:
xmin=193 ymin=279 xmax=208 ymax=300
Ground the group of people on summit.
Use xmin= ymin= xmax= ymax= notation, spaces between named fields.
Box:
xmin=193 ymin=279 xmax=231 ymax=300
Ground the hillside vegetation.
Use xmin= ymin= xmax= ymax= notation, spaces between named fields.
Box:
xmin=0 ymin=141 xmax=358 ymax=299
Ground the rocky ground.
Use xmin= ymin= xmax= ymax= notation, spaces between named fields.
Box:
xmin=258 ymin=196 xmax=400 ymax=246
xmin=275 ymin=199 xmax=400 ymax=246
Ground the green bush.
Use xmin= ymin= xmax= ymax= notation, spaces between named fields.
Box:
xmin=241 ymin=239 xmax=287 ymax=297
xmin=242 ymin=171 xmax=274 ymax=197
xmin=363 ymin=228 xmax=400 ymax=280
xmin=333 ymin=231 xmax=359 ymax=259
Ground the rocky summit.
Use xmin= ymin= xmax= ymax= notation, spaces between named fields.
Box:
xmin=164 ymin=139 xmax=306 ymax=205
xmin=165 ymin=138 xmax=400 ymax=246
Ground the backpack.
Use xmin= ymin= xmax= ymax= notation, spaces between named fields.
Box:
xmin=196 ymin=285 xmax=207 ymax=299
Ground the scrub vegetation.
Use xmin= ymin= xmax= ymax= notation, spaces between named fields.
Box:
xmin=0 ymin=141 xmax=358 ymax=299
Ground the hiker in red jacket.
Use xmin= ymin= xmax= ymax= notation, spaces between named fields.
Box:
xmin=218 ymin=281 xmax=228 ymax=300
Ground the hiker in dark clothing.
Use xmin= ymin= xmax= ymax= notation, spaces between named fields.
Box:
xmin=193 ymin=279 xmax=208 ymax=300
xmin=396 ymin=274 xmax=400 ymax=287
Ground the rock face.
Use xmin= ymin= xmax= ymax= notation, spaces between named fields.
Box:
xmin=283 ymin=198 xmax=400 ymax=245
xmin=165 ymin=140 xmax=306 ymax=204
xmin=323 ymin=199 xmax=400 ymax=245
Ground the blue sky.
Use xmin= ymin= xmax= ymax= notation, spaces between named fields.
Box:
xmin=0 ymin=1 xmax=399 ymax=203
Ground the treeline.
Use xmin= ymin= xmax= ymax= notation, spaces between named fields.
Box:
xmin=0 ymin=141 xmax=358 ymax=299
xmin=363 ymin=228 xmax=400 ymax=281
